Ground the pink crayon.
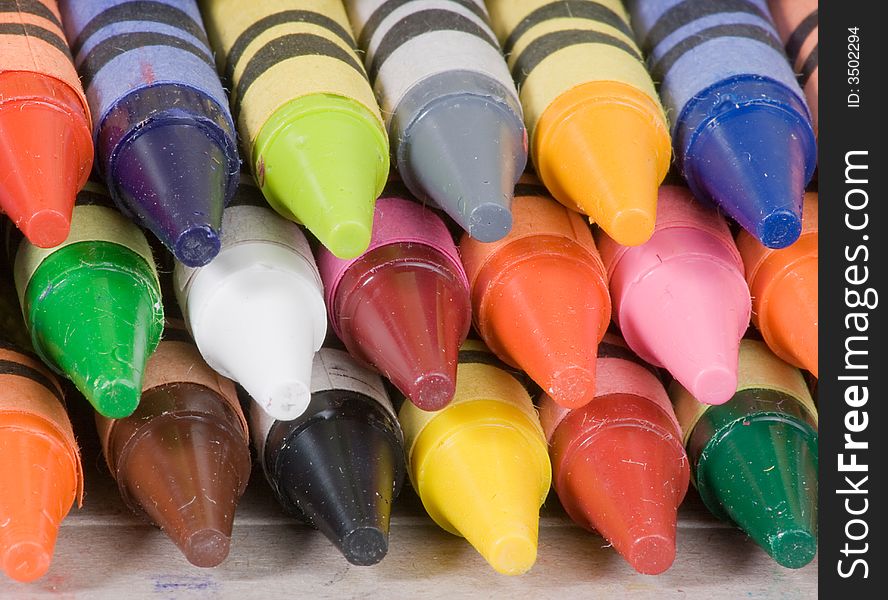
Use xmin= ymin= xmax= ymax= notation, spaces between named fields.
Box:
xmin=316 ymin=185 xmax=471 ymax=411
xmin=596 ymin=186 xmax=751 ymax=405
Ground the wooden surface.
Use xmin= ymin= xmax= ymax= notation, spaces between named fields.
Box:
xmin=1 ymin=400 xmax=818 ymax=599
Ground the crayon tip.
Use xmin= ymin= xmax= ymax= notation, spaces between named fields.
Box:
xmin=256 ymin=97 xmax=388 ymax=259
xmin=181 ymin=528 xmax=231 ymax=569
xmin=401 ymin=94 xmax=525 ymax=242
xmin=111 ymin=120 xmax=232 ymax=267
xmin=484 ymin=525 xmax=538 ymax=577
xmin=2 ymin=540 xmax=50 ymax=584
xmin=546 ymin=365 xmax=597 ymax=409
xmin=0 ymin=423 xmax=79 ymax=583
xmin=552 ymin=401 xmax=687 ymax=575
xmin=174 ymin=225 xmax=223 ymax=269
xmin=690 ymin=365 xmax=739 ymax=408
xmin=475 ymin=245 xmax=609 ymax=409
xmin=684 ymin=103 xmax=812 ymax=249
xmin=625 ymin=535 xmax=675 ymax=576
xmin=414 ymin=416 xmax=547 ymax=575
xmin=114 ymin=412 xmax=249 ymax=568
xmin=618 ymin=258 xmax=747 ymax=405
xmin=18 ymin=210 xmax=72 ymax=250
xmin=334 ymin=245 xmax=470 ymax=411
xmin=341 ymin=527 xmax=388 ymax=567
xmin=767 ymin=529 xmax=818 ymax=570
xmin=695 ymin=413 xmax=818 ymax=569
xmin=24 ymin=244 xmax=162 ymax=418
xmin=535 ymin=83 xmax=669 ymax=247
xmin=0 ymin=102 xmax=87 ymax=248
xmin=270 ymin=413 xmax=402 ymax=566
xmin=402 ymin=373 xmax=456 ymax=413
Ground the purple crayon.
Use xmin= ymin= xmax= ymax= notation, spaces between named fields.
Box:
xmin=59 ymin=0 xmax=239 ymax=267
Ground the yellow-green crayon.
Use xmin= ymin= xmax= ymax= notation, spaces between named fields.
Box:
xmin=200 ymin=0 xmax=390 ymax=259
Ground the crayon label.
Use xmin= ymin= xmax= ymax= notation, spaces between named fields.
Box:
xmin=672 ymin=339 xmax=818 ymax=445
xmin=399 ymin=340 xmax=543 ymax=455
xmin=248 ymin=348 xmax=396 ymax=455
xmin=311 ymin=348 xmax=396 ymax=419
xmin=0 ymin=346 xmax=83 ymax=504
xmin=141 ymin=337 xmax=247 ymax=439
xmin=13 ymin=204 xmax=157 ymax=306
xmin=200 ymin=0 xmax=383 ymax=154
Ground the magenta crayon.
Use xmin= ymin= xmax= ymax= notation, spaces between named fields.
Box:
xmin=597 ymin=185 xmax=751 ymax=405
xmin=317 ymin=185 xmax=471 ymax=411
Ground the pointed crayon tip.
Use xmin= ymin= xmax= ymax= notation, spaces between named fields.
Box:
xmin=335 ymin=256 xmax=468 ymax=411
xmin=23 ymin=244 xmax=163 ymax=418
xmin=111 ymin=121 xmax=231 ymax=267
xmin=401 ymin=94 xmax=526 ymax=242
xmin=696 ymin=416 xmax=818 ymax=568
xmin=535 ymin=83 xmax=669 ymax=247
xmin=2 ymin=540 xmax=51 ymax=584
xmin=18 ymin=210 xmax=72 ymax=250
xmin=256 ymin=97 xmax=388 ymax=259
xmin=108 ymin=397 xmax=250 ymax=568
xmin=684 ymin=104 xmax=812 ymax=249
xmin=0 ymin=422 xmax=79 ymax=583
xmin=321 ymin=197 xmax=471 ymax=412
xmin=0 ymin=72 xmax=92 ymax=248
xmin=269 ymin=411 xmax=402 ymax=566
xmin=738 ymin=194 xmax=819 ymax=376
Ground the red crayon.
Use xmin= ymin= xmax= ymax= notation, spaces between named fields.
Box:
xmin=539 ymin=333 xmax=689 ymax=575
xmin=460 ymin=177 xmax=611 ymax=409
xmin=0 ymin=0 xmax=93 ymax=247
xmin=317 ymin=186 xmax=471 ymax=411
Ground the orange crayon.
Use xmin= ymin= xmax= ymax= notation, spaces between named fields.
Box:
xmin=737 ymin=192 xmax=818 ymax=376
xmin=0 ymin=0 xmax=93 ymax=247
xmin=460 ymin=177 xmax=611 ymax=409
xmin=486 ymin=0 xmax=671 ymax=246
xmin=768 ymin=0 xmax=818 ymax=135
xmin=0 ymin=335 xmax=82 ymax=582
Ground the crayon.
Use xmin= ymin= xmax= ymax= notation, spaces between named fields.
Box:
xmin=627 ymin=0 xmax=816 ymax=249
xmin=767 ymin=0 xmax=818 ymax=135
xmin=670 ymin=339 xmax=818 ymax=568
xmin=485 ymin=0 xmax=671 ymax=246
xmin=58 ymin=0 xmax=239 ymax=268
xmin=597 ymin=185 xmax=751 ymax=405
xmin=199 ymin=0 xmax=389 ymax=259
xmin=459 ymin=177 xmax=610 ymax=409
xmin=399 ymin=340 xmax=551 ymax=575
xmin=11 ymin=182 xmax=164 ymax=418
xmin=0 ymin=277 xmax=83 ymax=583
xmin=737 ymin=192 xmax=818 ymax=376
xmin=174 ymin=174 xmax=327 ymax=422
xmin=96 ymin=317 xmax=251 ymax=568
xmin=250 ymin=347 xmax=405 ymax=566
xmin=0 ymin=0 xmax=93 ymax=247
xmin=317 ymin=187 xmax=471 ymax=411
xmin=539 ymin=332 xmax=689 ymax=575
xmin=344 ymin=0 xmax=526 ymax=242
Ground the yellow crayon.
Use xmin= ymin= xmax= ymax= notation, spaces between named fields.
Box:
xmin=486 ymin=0 xmax=671 ymax=246
xmin=398 ymin=340 xmax=551 ymax=576
xmin=199 ymin=0 xmax=389 ymax=258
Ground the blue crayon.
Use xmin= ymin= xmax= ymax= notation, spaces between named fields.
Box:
xmin=627 ymin=0 xmax=816 ymax=249
xmin=59 ymin=0 xmax=239 ymax=267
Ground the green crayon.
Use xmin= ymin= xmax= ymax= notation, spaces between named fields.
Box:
xmin=670 ymin=339 xmax=818 ymax=568
xmin=11 ymin=182 xmax=163 ymax=418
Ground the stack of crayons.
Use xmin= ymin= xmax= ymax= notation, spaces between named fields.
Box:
xmin=0 ymin=0 xmax=819 ymax=584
